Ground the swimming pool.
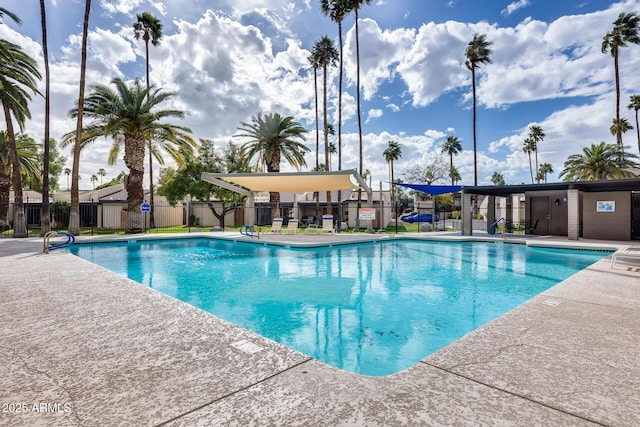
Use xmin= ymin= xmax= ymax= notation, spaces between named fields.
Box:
xmin=70 ymin=238 xmax=607 ymax=376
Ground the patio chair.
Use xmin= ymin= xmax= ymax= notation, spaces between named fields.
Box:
xmin=282 ymin=219 xmax=299 ymax=234
xmin=610 ymin=245 xmax=640 ymax=270
xmin=321 ymin=214 xmax=335 ymax=234
xmin=269 ymin=218 xmax=284 ymax=234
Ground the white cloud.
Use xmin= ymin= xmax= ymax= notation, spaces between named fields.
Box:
xmin=366 ymin=108 xmax=383 ymax=123
xmin=501 ymin=0 xmax=531 ymax=16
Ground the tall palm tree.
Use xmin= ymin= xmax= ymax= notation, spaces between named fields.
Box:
xmin=490 ymin=171 xmax=505 ymax=186
xmin=450 ymin=166 xmax=462 ymax=185
xmin=627 ymin=94 xmax=640 ymax=153
xmin=345 ymin=0 xmax=371 ymax=230
xmin=308 ymin=51 xmax=320 ymax=171
xmin=0 ymin=39 xmax=42 ymax=237
xmin=383 ymin=140 xmax=402 ymax=207
xmin=307 ymin=50 xmax=321 ymax=219
xmin=465 ymin=34 xmax=493 ymax=191
xmin=321 ymin=0 xmax=348 ymax=224
xmin=610 ymin=117 xmax=633 ymax=146
xmin=441 ymin=135 xmax=462 ymax=185
xmin=64 ymin=167 xmax=71 ymax=190
xmin=134 ymin=12 xmax=163 ymax=228
xmin=236 ymin=112 xmax=309 ymax=218
xmin=602 ymin=12 xmax=640 ymax=149
xmin=0 ymin=131 xmax=40 ymax=224
xmin=39 ymin=0 xmax=52 ymax=234
xmin=97 ymin=168 xmax=106 ymax=184
xmin=523 ymin=137 xmax=535 ymax=184
xmin=559 ymin=142 xmax=640 ymax=181
xmin=538 ymin=162 xmax=554 ymax=183
xmin=313 ymin=35 xmax=338 ymax=212
xmin=68 ymin=78 xmax=194 ymax=233
xmin=70 ymin=0 xmax=91 ymax=235
xmin=528 ymin=125 xmax=545 ymax=182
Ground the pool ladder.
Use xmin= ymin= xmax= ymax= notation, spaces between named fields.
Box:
xmin=43 ymin=231 xmax=76 ymax=254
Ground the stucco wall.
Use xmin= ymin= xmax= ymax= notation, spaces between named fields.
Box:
xmin=582 ymin=192 xmax=631 ymax=241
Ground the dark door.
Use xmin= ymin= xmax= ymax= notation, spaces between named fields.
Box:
xmin=530 ymin=196 xmax=550 ymax=235
xmin=632 ymin=192 xmax=640 ymax=240
xmin=550 ymin=196 xmax=568 ymax=236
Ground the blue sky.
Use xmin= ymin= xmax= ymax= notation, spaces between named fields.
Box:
xmin=3 ymin=0 xmax=640 ymax=189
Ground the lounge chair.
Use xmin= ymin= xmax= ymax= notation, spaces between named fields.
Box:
xmin=610 ymin=245 xmax=640 ymax=270
xmin=321 ymin=214 xmax=335 ymax=234
xmin=282 ymin=219 xmax=299 ymax=234
xmin=269 ymin=218 xmax=284 ymax=234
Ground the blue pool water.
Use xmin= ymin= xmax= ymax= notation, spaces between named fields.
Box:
xmin=70 ymin=238 xmax=607 ymax=376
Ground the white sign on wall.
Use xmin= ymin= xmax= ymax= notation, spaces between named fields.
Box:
xmin=596 ymin=201 xmax=615 ymax=212
xmin=358 ymin=208 xmax=376 ymax=220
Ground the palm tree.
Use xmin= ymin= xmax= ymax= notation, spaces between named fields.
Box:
xmin=0 ymin=39 xmax=42 ymax=237
xmin=528 ymin=125 xmax=545 ymax=182
xmin=538 ymin=162 xmax=554 ymax=183
xmin=441 ymin=135 xmax=462 ymax=185
xmin=64 ymin=167 xmax=71 ymax=190
xmin=325 ymin=123 xmax=336 ymax=169
xmin=465 ymin=33 xmax=493 ymax=191
xmin=134 ymin=12 xmax=163 ymax=228
xmin=236 ymin=112 xmax=309 ymax=218
xmin=313 ymin=35 xmax=338 ymax=213
xmin=383 ymin=140 xmax=402 ymax=207
xmin=450 ymin=165 xmax=462 ymax=185
xmin=39 ymin=0 xmax=52 ymax=234
xmin=321 ymin=0 xmax=348 ymax=220
xmin=0 ymin=7 xmax=20 ymax=25
xmin=610 ymin=118 xmax=633 ymax=146
xmin=97 ymin=168 xmax=106 ymax=184
xmin=522 ymin=138 xmax=535 ymax=184
xmin=559 ymin=142 xmax=640 ymax=181
xmin=68 ymin=78 xmax=194 ymax=233
xmin=308 ymin=50 xmax=320 ymax=173
xmin=602 ymin=12 xmax=640 ymax=149
xmin=70 ymin=0 xmax=91 ymax=235
xmin=490 ymin=171 xmax=505 ymax=186
xmin=0 ymin=131 xmax=40 ymax=224
xmin=627 ymin=94 xmax=640 ymax=153
xmin=345 ymin=0 xmax=371 ymax=231
xmin=328 ymin=141 xmax=337 ymax=170
xmin=90 ymin=174 xmax=98 ymax=189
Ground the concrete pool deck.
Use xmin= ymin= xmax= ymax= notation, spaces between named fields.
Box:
xmin=1 ymin=232 xmax=639 ymax=426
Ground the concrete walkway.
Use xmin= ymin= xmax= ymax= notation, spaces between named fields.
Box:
xmin=1 ymin=233 xmax=639 ymax=426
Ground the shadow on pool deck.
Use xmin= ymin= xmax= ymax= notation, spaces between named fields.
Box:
xmin=1 ymin=233 xmax=639 ymax=426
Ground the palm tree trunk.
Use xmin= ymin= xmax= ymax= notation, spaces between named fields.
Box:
xmin=528 ymin=154 xmax=534 ymax=184
xmin=124 ymin=134 xmax=146 ymax=232
xmin=355 ymin=8 xmax=368 ymax=231
xmin=40 ymin=0 xmax=51 ymax=235
xmin=614 ymin=51 xmax=622 ymax=148
xmin=323 ymin=64 xmax=331 ymax=213
xmin=313 ymin=66 xmax=320 ymax=220
xmin=0 ymin=161 xmax=9 ymax=224
xmin=337 ymin=21 xmax=344 ymax=230
xmin=4 ymin=106 xmax=26 ymax=237
xmin=390 ymin=159 xmax=394 ymax=207
xmin=144 ymin=36 xmax=156 ymax=228
xmin=449 ymin=153 xmax=454 ymax=185
xmin=534 ymin=150 xmax=539 ymax=183
xmin=267 ymin=149 xmax=281 ymax=219
xmin=471 ymin=65 xmax=478 ymax=217
xmin=70 ymin=0 xmax=91 ymax=236
xmin=635 ymin=108 xmax=640 ymax=154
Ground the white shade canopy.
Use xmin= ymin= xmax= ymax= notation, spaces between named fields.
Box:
xmin=201 ymin=169 xmax=369 ymax=194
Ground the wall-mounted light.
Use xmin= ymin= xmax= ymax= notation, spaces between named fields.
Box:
xmin=555 ymin=198 xmax=560 ymax=206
